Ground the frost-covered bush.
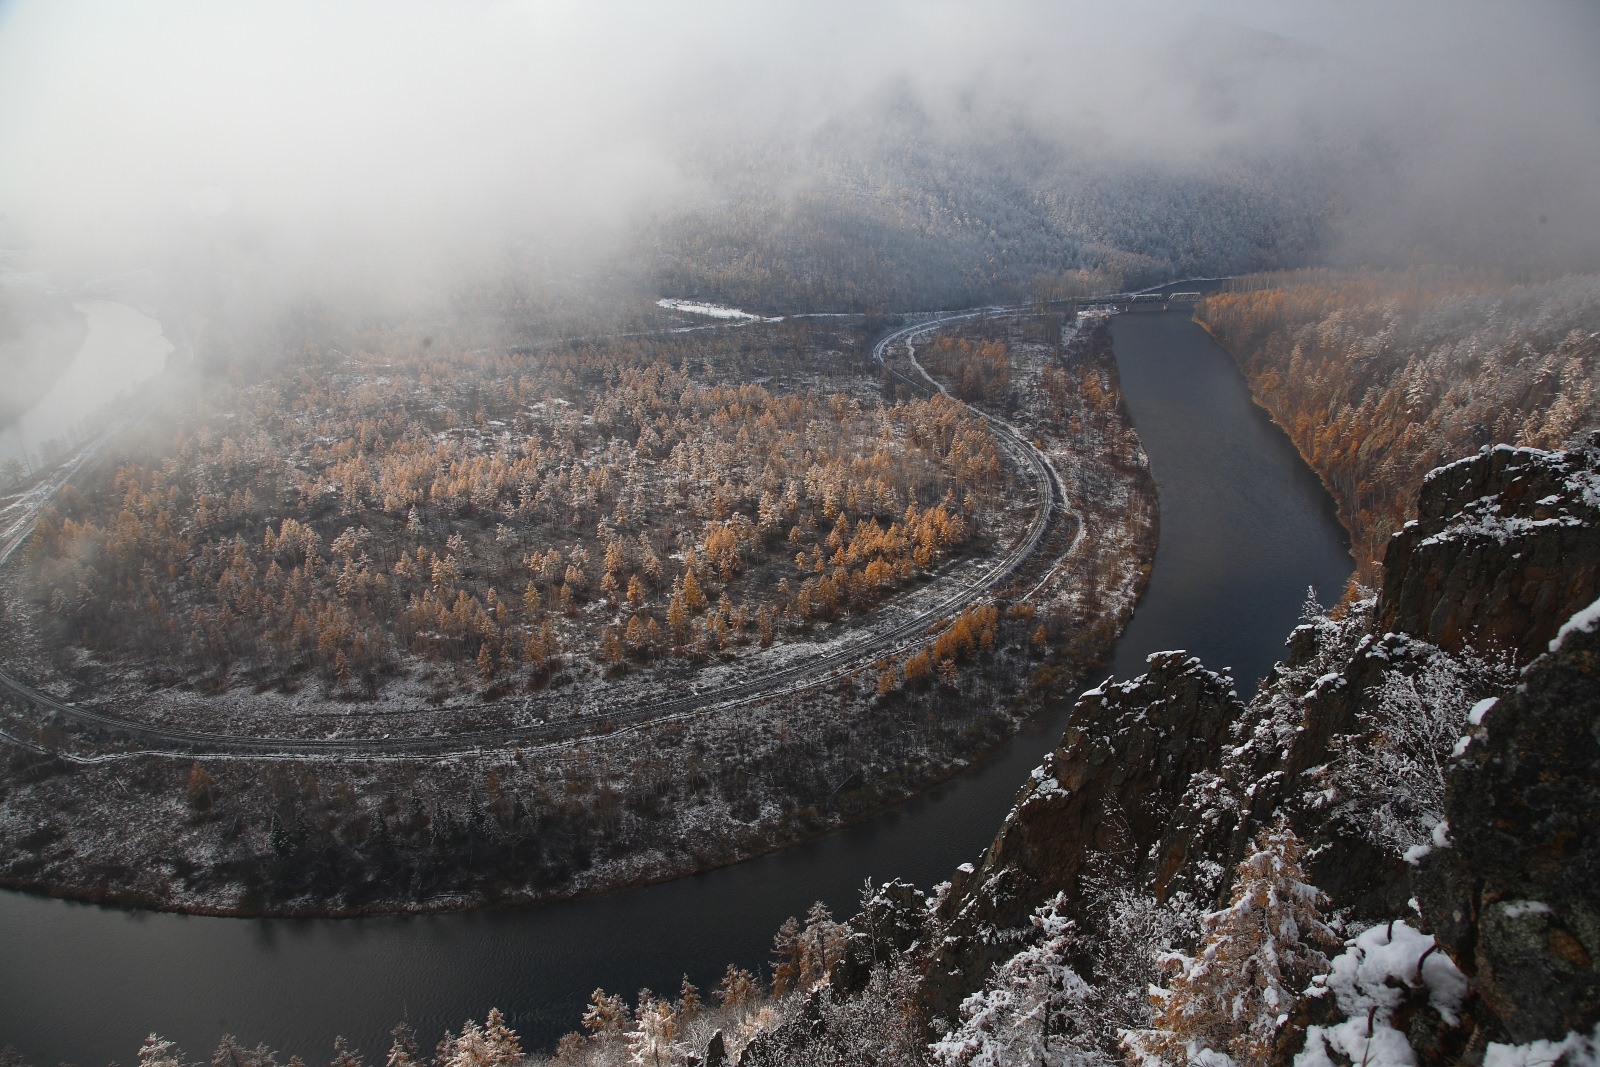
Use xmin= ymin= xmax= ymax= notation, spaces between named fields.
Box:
xmin=1330 ymin=640 xmax=1514 ymax=857
xmin=1083 ymin=879 xmax=1202 ymax=1040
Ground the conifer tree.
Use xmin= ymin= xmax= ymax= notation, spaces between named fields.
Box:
xmin=384 ymin=1023 xmax=420 ymax=1067
xmin=328 ymin=1036 xmax=361 ymax=1067
xmin=1127 ymin=820 xmax=1335 ymax=1067
xmin=676 ymin=976 xmax=702 ymax=1020
xmin=583 ymin=988 xmax=630 ymax=1035
xmin=771 ymin=915 xmax=804 ymax=995
xmin=627 ymin=996 xmax=678 ymax=1067
xmin=714 ymin=965 xmax=759 ymax=1010
xmin=931 ymin=894 xmax=1107 ymax=1067
xmin=140 ymin=1036 xmax=184 ymax=1067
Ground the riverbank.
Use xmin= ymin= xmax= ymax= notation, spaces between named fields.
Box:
xmin=0 ymin=308 xmax=1353 ymax=1067
xmin=0 ymin=312 xmax=1157 ymax=920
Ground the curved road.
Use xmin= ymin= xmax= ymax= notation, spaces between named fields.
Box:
xmin=0 ymin=312 xmax=1072 ymax=760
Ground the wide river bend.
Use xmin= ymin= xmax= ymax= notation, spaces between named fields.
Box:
xmin=0 ymin=309 xmax=1352 ymax=1066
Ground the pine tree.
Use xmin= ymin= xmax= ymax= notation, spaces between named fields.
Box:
xmin=677 ymin=976 xmax=702 ymax=1020
xmin=931 ymin=894 xmax=1108 ymax=1067
xmin=140 ymin=1036 xmax=184 ymax=1067
xmin=681 ymin=570 xmax=705 ymax=612
xmin=1128 ymin=820 xmax=1335 ymax=1067
xmin=771 ymin=915 xmax=804 ymax=995
xmin=714 ymin=965 xmax=759 ymax=1010
xmin=628 ymin=996 xmax=678 ymax=1067
xmin=329 ymin=1036 xmax=361 ymax=1067
xmin=384 ymin=1023 xmax=420 ymax=1067
xmin=583 ymin=988 xmax=630 ymax=1035
xmin=434 ymin=1012 xmax=521 ymax=1067
xmin=798 ymin=901 xmax=848 ymax=990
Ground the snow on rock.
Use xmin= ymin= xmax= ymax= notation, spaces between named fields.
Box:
xmin=1295 ymin=920 xmax=1469 ymax=1067
xmin=1485 ymin=1022 xmax=1600 ymax=1067
xmin=1551 ymin=593 xmax=1600 ymax=652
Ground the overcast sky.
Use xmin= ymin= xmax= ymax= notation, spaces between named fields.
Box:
xmin=2 ymin=0 xmax=1596 ymax=292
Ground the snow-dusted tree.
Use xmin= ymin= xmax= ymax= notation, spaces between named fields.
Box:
xmin=329 ymin=1037 xmax=362 ymax=1067
xmin=435 ymin=1010 xmax=522 ymax=1067
xmin=583 ymin=989 xmax=631 ymax=1036
xmin=931 ymin=894 xmax=1109 ymax=1067
xmin=797 ymin=901 xmax=848 ymax=991
xmin=676 ymin=976 xmax=702 ymax=1021
xmin=714 ymin=965 xmax=759 ymax=1010
xmin=384 ymin=1023 xmax=420 ymax=1067
xmin=1331 ymin=642 xmax=1514 ymax=856
xmin=1085 ymin=882 xmax=1201 ymax=1039
xmin=771 ymin=916 xmax=803 ymax=995
xmin=627 ymin=996 xmax=679 ymax=1067
xmin=141 ymin=1035 xmax=185 ymax=1067
xmin=1127 ymin=821 xmax=1335 ymax=1067
xmin=211 ymin=1034 xmax=278 ymax=1067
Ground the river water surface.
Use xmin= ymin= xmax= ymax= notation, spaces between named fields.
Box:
xmin=0 ymin=310 xmax=1350 ymax=1067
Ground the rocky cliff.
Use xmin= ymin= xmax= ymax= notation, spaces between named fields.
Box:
xmin=1379 ymin=441 xmax=1600 ymax=664
xmin=1417 ymin=607 xmax=1600 ymax=1045
xmin=923 ymin=441 xmax=1600 ymax=1052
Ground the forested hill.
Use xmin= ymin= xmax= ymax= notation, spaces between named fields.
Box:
xmin=619 ymin=109 xmax=1334 ymax=314
xmin=1195 ymin=270 xmax=1600 ymax=582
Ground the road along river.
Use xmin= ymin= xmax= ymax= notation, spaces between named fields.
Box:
xmin=0 ymin=308 xmax=1351 ymax=1067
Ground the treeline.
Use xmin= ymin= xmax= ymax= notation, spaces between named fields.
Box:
xmin=1196 ymin=269 xmax=1600 ymax=580
xmin=101 ymin=823 xmax=1352 ymax=1067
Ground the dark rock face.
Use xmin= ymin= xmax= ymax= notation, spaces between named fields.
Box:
xmin=923 ymin=652 xmax=1244 ymax=1020
xmin=1416 ymin=616 xmax=1600 ymax=1044
xmin=1379 ymin=443 xmax=1600 ymax=664
xmin=915 ymin=441 xmax=1600 ymax=1045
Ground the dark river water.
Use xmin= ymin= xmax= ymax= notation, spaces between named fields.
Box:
xmin=0 ymin=311 xmax=1351 ymax=1067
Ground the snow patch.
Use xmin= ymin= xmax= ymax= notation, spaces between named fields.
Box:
xmin=1551 ymin=594 xmax=1600 ymax=653
xmin=1501 ymin=900 xmax=1552 ymax=919
xmin=1469 ymin=696 xmax=1499 ymax=725
xmin=656 ymin=298 xmax=782 ymax=323
xmin=1296 ymin=920 xmax=1469 ymax=1067
xmin=1485 ymin=1022 xmax=1600 ymax=1067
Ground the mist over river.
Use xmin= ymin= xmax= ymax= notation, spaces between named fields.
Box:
xmin=0 ymin=308 xmax=1350 ymax=1066
xmin=0 ymin=300 xmax=172 ymax=469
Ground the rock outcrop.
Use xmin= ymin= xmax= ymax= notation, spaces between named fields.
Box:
xmin=922 ymin=442 xmax=1600 ymax=1050
xmin=1379 ymin=442 xmax=1600 ymax=664
xmin=1416 ymin=602 xmax=1600 ymax=1044
xmin=924 ymin=652 xmax=1243 ymax=1020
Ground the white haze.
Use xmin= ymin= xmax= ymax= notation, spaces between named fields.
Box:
xmin=1 ymin=0 xmax=1597 ymax=305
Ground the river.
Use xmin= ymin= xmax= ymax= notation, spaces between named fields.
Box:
xmin=0 ymin=300 xmax=173 ymax=470
xmin=0 ymin=309 xmax=1351 ymax=1067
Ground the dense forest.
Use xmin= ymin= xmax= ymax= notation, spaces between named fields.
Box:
xmin=0 ymin=311 xmax=1158 ymax=916
xmin=1195 ymin=270 xmax=1600 ymax=582
xmin=21 ymin=329 xmax=995 ymax=702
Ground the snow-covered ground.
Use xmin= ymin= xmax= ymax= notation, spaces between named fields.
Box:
xmin=656 ymin=298 xmax=782 ymax=322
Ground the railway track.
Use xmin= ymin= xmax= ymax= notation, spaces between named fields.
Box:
xmin=0 ymin=311 xmax=1076 ymax=760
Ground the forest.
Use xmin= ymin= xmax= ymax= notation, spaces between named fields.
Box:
xmin=0 ymin=310 xmax=1158 ymax=916
xmin=1195 ymin=269 xmax=1600 ymax=581
xmin=629 ymin=103 xmax=1336 ymax=315
xmin=15 ymin=317 xmax=1001 ymax=706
